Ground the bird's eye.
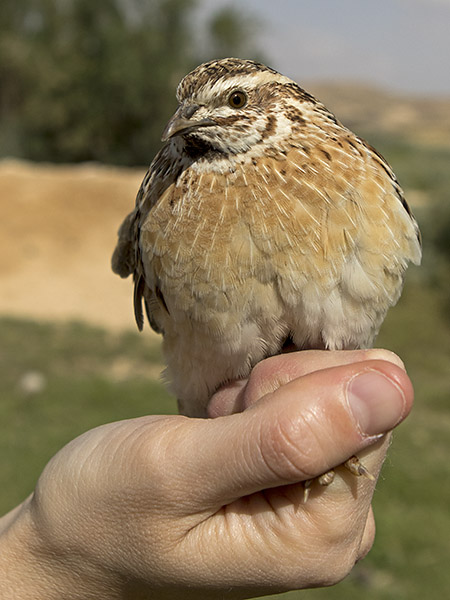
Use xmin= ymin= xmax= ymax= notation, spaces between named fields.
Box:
xmin=228 ymin=91 xmax=247 ymax=109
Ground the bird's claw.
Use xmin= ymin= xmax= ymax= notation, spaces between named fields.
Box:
xmin=302 ymin=455 xmax=374 ymax=502
xmin=344 ymin=455 xmax=375 ymax=481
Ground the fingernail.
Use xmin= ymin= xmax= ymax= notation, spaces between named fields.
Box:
xmin=347 ymin=370 xmax=406 ymax=436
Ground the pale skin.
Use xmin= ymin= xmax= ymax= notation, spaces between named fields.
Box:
xmin=0 ymin=349 xmax=413 ymax=600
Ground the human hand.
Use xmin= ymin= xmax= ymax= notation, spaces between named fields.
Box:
xmin=0 ymin=349 xmax=413 ymax=600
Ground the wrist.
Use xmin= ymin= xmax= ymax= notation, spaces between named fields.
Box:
xmin=0 ymin=495 xmax=123 ymax=600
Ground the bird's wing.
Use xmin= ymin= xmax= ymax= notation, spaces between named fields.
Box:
xmin=111 ymin=201 xmax=150 ymax=332
xmin=360 ymin=138 xmax=422 ymax=253
xmin=111 ymin=208 xmax=139 ymax=279
xmin=111 ymin=144 xmax=184 ymax=334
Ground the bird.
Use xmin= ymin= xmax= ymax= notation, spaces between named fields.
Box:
xmin=112 ymin=58 xmax=421 ymax=490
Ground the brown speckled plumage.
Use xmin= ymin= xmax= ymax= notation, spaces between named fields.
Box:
xmin=112 ymin=58 xmax=421 ymax=420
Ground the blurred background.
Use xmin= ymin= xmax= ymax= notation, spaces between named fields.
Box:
xmin=1 ymin=1 xmax=449 ymax=598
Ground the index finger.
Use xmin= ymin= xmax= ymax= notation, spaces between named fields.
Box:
xmin=208 ymin=349 xmax=405 ymax=417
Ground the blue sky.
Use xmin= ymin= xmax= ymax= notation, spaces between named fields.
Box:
xmin=197 ymin=0 xmax=450 ymax=96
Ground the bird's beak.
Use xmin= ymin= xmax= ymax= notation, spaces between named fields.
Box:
xmin=161 ymin=104 xmax=216 ymax=142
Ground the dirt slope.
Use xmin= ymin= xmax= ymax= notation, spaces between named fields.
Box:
xmin=307 ymin=82 xmax=450 ymax=148
xmin=0 ymin=159 xmax=148 ymax=331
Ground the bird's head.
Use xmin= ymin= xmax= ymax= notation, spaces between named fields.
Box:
xmin=161 ymin=58 xmax=315 ymax=157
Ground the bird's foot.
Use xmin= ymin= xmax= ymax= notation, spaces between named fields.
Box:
xmin=303 ymin=455 xmax=374 ymax=502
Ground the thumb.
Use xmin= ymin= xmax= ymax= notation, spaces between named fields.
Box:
xmin=174 ymin=359 xmax=413 ymax=509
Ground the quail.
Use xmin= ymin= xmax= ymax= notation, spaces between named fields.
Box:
xmin=112 ymin=58 xmax=421 ymax=490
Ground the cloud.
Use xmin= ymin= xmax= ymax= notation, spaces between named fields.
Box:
xmin=197 ymin=0 xmax=450 ymax=94
xmin=402 ymin=0 xmax=450 ymax=6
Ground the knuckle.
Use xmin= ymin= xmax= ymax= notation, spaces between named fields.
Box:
xmin=248 ymin=360 xmax=270 ymax=388
xmin=309 ymin=512 xmax=366 ymax=584
xmin=305 ymin=539 xmax=359 ymax=587
xmin=323 ymin=555 xmax=357 ymax=586
xmin=246 ymin=359 xmax=292 ymax=405
xmin=290 ymin=544 xmax=357 ymax=589
xmin=358 ymin=511 xmax=376 ymax=560
xmin=260 ymin=407 xmax=330 ymax=480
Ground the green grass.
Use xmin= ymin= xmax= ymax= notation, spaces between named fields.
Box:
xmin=0 ymin=319 xmax=175 ymax=513
xmin=1 ymin=279 xmax=449 ymax=599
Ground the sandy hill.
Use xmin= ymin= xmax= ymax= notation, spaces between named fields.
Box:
xmin=0 ymin=159 xmax=147 ymax=330
xmin=306 ymin=82 xmax=450 ymax=147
